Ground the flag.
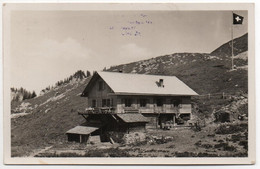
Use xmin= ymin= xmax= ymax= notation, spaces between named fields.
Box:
xmin=233 ymin=13 xmax=244 ymax=24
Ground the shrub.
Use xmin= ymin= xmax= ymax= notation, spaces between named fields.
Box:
xmin=175 ymin=151 xmax=196 ymax=157
xmin=194 ymin=141 xmax=202 ymax=147
xmin=167 ymin=145 xmax=175 ymax=148
xmin=230 ymin=133 xmax=242 ymax=142
xmin=214 ymin=143 xmax=237 ymax=152
xmin=84 ymin=148 xmax=131 ymax=157
xmin=239 ymin=140 xmax=248 ymax=150
xmin=215 ymin=123 xmax=248 ymax=135
xmin=214 ymin=143 xmax=228 ymax=149
xmin=109 ymin=148 xmax=131 ymax=157
xmin=223 ymin=145 xmax=236 ymax=152
xmin=207 ymin=134 xmax=215 ymax=137
xmin=201 ymin=144 xmax=213 ymax=149
xmin=214 ymin=111 xmax=230 ymax=123
xmin=197 ymin=152 xmax=219 ymax=157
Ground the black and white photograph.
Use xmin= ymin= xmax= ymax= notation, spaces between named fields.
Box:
xmin=3 ymin=3 xmax=255 ymax=165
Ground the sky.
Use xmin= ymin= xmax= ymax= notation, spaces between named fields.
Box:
xmin=10 ymin=10 xmax=248 ymax=94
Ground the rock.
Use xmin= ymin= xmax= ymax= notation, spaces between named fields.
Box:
xmin=45 ymin=108 xmax=51 ymax=113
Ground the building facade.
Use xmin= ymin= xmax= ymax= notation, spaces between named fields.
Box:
xmin=81 ymin=71 xmax=198 ymax=127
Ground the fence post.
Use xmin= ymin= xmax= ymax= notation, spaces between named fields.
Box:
xmin=208 ymin=93 xmax=211 ymax=99
xmin=222 ymin=92 xmax=225 ymax=99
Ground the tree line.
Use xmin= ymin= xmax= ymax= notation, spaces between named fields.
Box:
xmin=42 ymin=70 xmax=92 ymax=93
xmin=11 ymin=87 xmax=37 ymax=101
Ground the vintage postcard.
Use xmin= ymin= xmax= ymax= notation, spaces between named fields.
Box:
xmin=3 ymin=3 xmax=255 ymax=165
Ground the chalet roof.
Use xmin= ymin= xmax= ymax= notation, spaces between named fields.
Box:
xmin=116 ymin=113 xmax=149 ymax=123
xmin=97 ymin=71 xmax=198 ymax=96
xmin=66 ymin=126 xmax=99 ymax=135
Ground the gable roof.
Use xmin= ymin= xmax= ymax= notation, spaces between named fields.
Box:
xmin=89 ymin=71 xmax=198 ymax=96
xmin=116 ymin=113 xmax=149 ymax=123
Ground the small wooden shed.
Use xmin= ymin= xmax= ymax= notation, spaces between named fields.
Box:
xmin=66 ymin=126 xmax=99 ymax=143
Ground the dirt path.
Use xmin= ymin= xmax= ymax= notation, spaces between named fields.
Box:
xmin=28 ymin=146 xmax=53 ymax=157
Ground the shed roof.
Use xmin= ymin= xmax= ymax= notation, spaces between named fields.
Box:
xmin=95 ymin=71 xmax=198 ymax=96
xmin=66 ymin=126 xmax=99 ymax=135
xmin=116 ymin=113 xmax=149 ymax=123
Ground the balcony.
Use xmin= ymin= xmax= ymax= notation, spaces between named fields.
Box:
xmin=78 ymin=107 xmax=116 ymax=115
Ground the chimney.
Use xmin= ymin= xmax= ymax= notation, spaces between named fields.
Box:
xmin=159 ymin=79 xmax=164 ymax=87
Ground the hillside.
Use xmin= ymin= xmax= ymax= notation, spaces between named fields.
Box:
xmin=11 ymin=78 xmax=90 ymax=156
xmin=11 ymin=33 xmax=248 ymax=157
xmin=106 ymin=34 xmax=248 ymax=95
xmin=211 ymin=33 xmax=248 ymax=57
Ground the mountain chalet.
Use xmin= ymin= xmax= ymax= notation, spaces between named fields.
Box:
xmin=66 ymin=71 xmax=198 ymax=143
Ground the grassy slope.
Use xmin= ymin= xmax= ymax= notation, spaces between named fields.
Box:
xmin=11 ymin=78 xmax=90 ymax=156
xmin=211 ymin=33 xmax=248 ymax=57
xmin=107 ymin=52 xmax=248 ymax=95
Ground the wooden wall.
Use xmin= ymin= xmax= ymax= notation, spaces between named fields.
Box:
xmin=87 ymin=76 xmax=117 ymax=109
xmin=116 ymin=95 xmax=192 ymax=114
xmin=85 ymin=75 xmax=192 ymax=114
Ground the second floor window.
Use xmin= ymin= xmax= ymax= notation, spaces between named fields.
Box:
xmin=98 ymin=81 xmax=105 ymax=91
xmin=102 ymin=99 xmax=107 ymax=107
xmin=140 ymin=99 xmax=148 ymax=107
xmin=124 ymin=98 xmax=132 ymax=107
xmin=156 ymin=99 xmax=163 ymax=107
xmin=171 ymin=99 xmax=181 ymax=107
xmin=107 ymin=99 xmax=111 ymax=107
xmin=102 ymin=99 xmax=111 ymax=107
xmin=92 ymin=99 xmax=96 ymax=108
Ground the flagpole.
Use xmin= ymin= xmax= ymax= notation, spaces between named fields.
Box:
xmin=231 ymin=11 xmax=234 ymax=70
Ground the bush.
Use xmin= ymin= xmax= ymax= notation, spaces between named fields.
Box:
xmin=167 ymin=145 xmax=175 ymax=148
xmin=239 ymin=140 xmax=248 ymax=150
xmin=214 ymin=143 xmax=237 ymax=152
xmin=175 ymin=151 xmax=196 ymax=157
xmin=84 ymin=148 xmax=131 ymax=157
xmin=175 ymin=151 xmax=219 ymax=157
xmin=197 ymin=152 xmax=219 ymax=157
xmin=214 ymin=111 xmax=230 ymax=123
xmin=230 ymin=133 xmax=242 ymax=142
xmin=194 ymin=141 xmax=202 ymax=147
xmin=215 ymin=123 xmax=248 ymax=135
xmin=201 ymin=144 xmax=213 ymax=149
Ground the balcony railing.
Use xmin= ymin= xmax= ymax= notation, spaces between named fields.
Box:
xmin=79 ymin=107 xmax=116 ymax=114
xmin=78 ymin=104 xmax=190 ymax=115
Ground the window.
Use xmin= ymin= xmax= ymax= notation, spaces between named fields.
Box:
xmin=98 ymin=81 xmax=105 ymax=91
xmin=102 ymin=99 xmax=107 ymax=107
xmin=111 ymin=99 xmax=113 ymax=107
xmin=124 ymin=98 xmax=132 ymax=107
xmin=156 ymin=99 xmax=163 ymax=107
xmin=107 ymin=99 xmax=111 ymax=107
xmin=92 ymin=99 xmax=96 ymax=108
xmin=140 ymin=99 xmax=148 ymax=107
xmin=102 ymin=99 xmax=111 ymax=107
xmin=171 ymin=99 xmax=180 ymax=107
